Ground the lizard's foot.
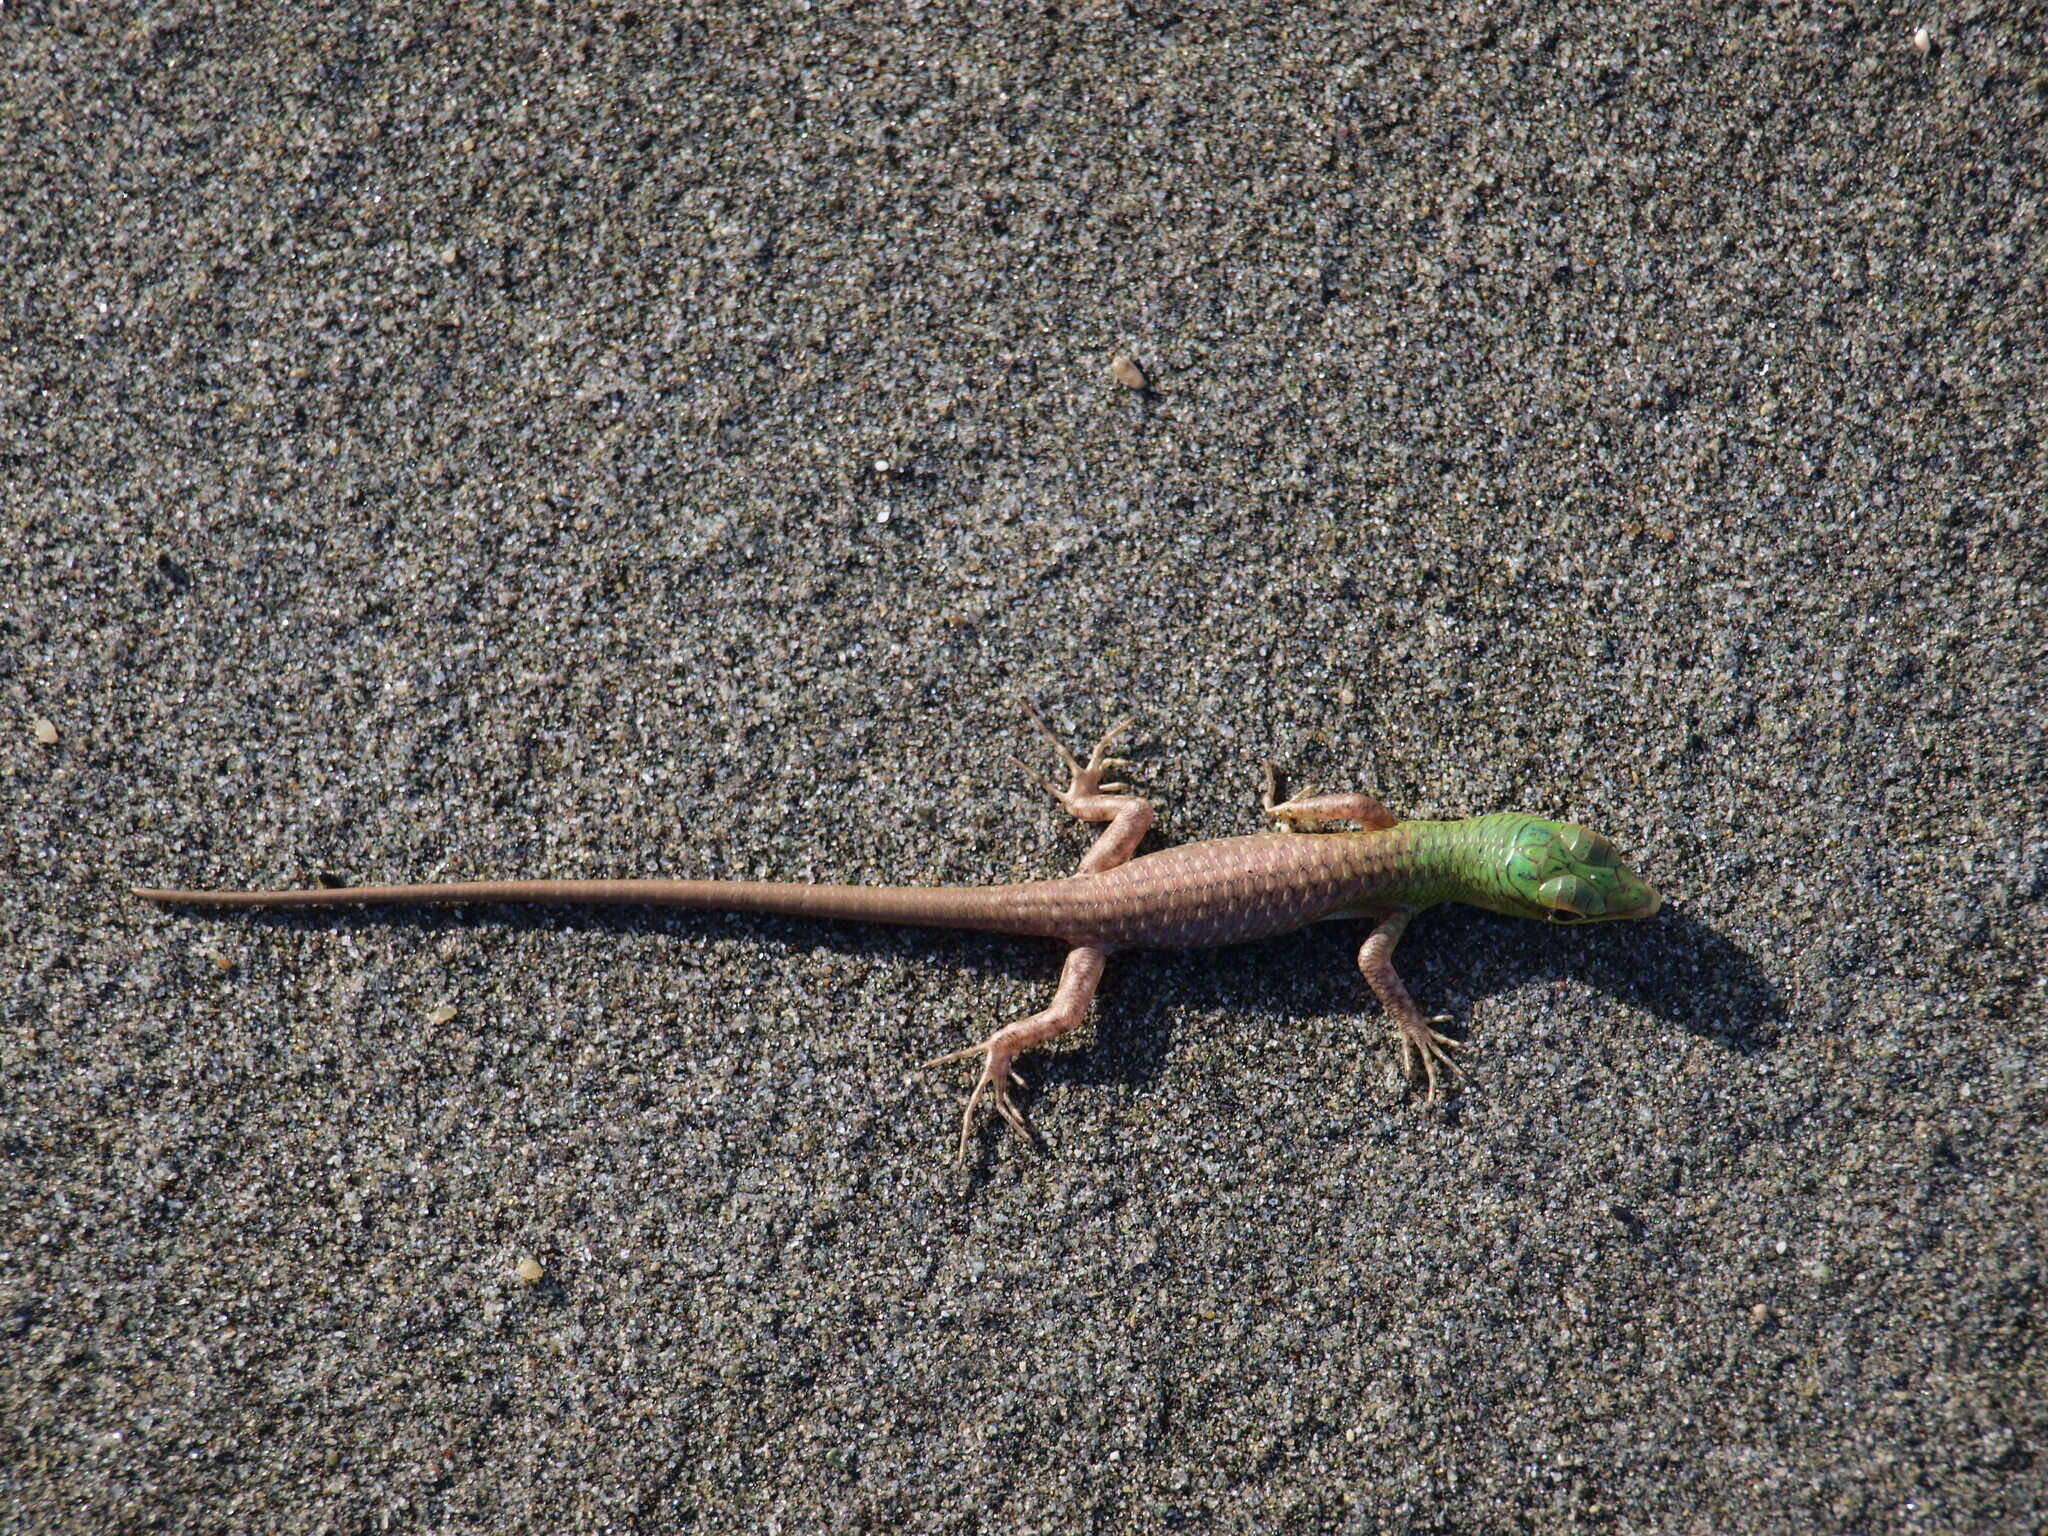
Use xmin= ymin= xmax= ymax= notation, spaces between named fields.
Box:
xmin=917 ymin=944 xmax=1109 ymax=1162
xmin=1398 ymin=1014 xmax=1464 ymax=1103
xmin=1356 ymin=912 xmax=1462 ymax=1104
xmin=1018 ymin=709 xmax=1152 ymax=874
xmin=919 ymin=1027 xmax=1039 ymax=1164
xmin=1262 ymin=762 xmax=1302 ymax=831
xmin=1021 ymin=702 xmax=1136 ymax=807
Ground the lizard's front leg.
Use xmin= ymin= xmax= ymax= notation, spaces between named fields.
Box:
xmin=1357 ymin=910 xmax=1463 ymax=1101
xmin=1020 ymin=705 xmax=1152 ymax=874
xmin=1261 ymin=762 xmax=1398 ymax=832
xmin=919 ymin=943 xmax=1109 ymax=1162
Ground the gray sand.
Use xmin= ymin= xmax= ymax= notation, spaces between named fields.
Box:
xmin=4 ymin=4 xmax=2042 ymax=1530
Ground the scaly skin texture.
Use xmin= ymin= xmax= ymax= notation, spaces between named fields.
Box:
xmin=134 ymin=711 xmax=1661 ymax=1160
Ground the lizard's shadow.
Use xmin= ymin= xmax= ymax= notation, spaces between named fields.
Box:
xmin=205 ymin=898 xmax=1068 ymax=972
xmin=203 ymin=897 xmax=1776 ymax=1091
xmin=198 ymin=898 xmax=1082 ymax=1007
xmin=1054 ymin=902 xmax=1780 ymax=1093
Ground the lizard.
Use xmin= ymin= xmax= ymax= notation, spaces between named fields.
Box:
xmin=133 ymin=708 xmax=1662 ymax=1160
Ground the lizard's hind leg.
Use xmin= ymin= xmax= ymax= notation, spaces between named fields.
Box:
xmin=1019 ymin=705 xmax=1152 ymax=875
xmin=919 ymin=943 xmax=1110 ymax=1163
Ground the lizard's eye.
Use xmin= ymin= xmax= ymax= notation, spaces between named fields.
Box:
xmin=1536 ymin=874 xmax=1599 ymax=918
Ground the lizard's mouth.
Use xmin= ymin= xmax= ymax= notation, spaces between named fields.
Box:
xmin=1539 ymin=879 xmax=1661 ymax=923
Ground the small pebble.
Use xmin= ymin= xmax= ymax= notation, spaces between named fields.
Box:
xmin=516 ymin=1257 xmax=544 ymax=1285
xmin=427 ymin=1002 xmax=458 ymax=1026
xmin=1110 ymin=354 xmax=1146 ymax=390
xmin=1912 ymin=27 xmax=1930 ymax=55
xmin=32 ymin=717 xmax=58 ymax=745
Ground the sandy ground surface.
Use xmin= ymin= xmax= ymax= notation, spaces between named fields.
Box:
xmin=4 ymin=3 xmax=2043 ymax=1530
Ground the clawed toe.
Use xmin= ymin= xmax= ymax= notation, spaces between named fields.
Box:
xmin=987 ymin=1078 xmax=1033 ymax=1140
xmin=1012 ymin=754 xmax=1067 ymax=801
xmin=1022 ymin=701 xmax=1083 ymax=774
xmin=1084 ymin=721 xmax=1132 ymax=773
xmin=918 ymin=1035 xmax=1040 ymax=1164
xmin=958 ymin=1060 xmax=1035 ymax=1163
xmin=1397 ymin=1016 xmax=1465 ymax=1102
xmin=919 ymin=1039 xmax=987 ymax=1071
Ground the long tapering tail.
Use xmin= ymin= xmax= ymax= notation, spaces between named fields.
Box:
xmin=131 ymin=878 xmax=1072 ymax=939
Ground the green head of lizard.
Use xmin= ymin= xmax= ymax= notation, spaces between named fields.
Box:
xmin=1467 ymin=814 xmax=1661 ymax=924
